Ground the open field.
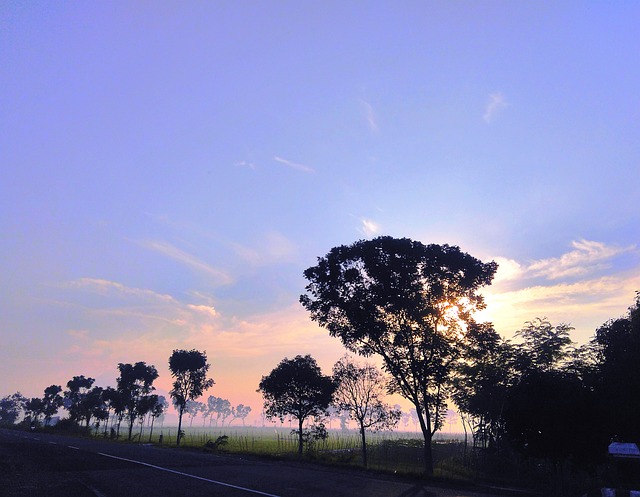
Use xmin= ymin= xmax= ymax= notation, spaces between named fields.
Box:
xmin=0 ymin=428 xmax=517 ymax=497
xmin=92 ymin=424 xmax=602 ymax=495
xmin=109 ymin=424 xmax=473 ymax=478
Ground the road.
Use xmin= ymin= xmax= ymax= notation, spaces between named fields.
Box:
xmin=0 ymin=429 xmax=522 ymax=497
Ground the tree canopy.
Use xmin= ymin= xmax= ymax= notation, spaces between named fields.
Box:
xmin=168 ymin=349 xmax=214 ymax=446
xmin=300 ymin=236 xmax=497 ymax=474
xmin=258 ymin=354 xmax=335 ymax=456
xmin=64 ymin=375 xmax=95 ymax=425
xmin=591 ymin=292 xmax=640 ymax=441
xmin=116 ymin=362 xmax=159 ymax=440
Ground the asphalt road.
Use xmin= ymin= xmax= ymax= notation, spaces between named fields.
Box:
xmin=0 ymin=428 xmax=521 ymax=497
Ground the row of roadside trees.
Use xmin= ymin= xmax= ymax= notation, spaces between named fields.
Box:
xmin=2 ymin=235 xmax=638 ymax=483
xmin=293 ymin=236 xmax=640 ymax=478
xmin=0 ymin=366 xmax=168 ymax=442
xmin=0 ymin=349 xmax=242 ymax=447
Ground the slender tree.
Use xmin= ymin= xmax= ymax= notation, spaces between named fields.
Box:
xmin=102 ymin=386 xmax=126 ymax=438
xmin=301 ymin=236 xmax=497 ymax=475
xmin=148 ymin=395 xmax=168 ymax=442
xmin=168 ymin=349 xmax=214 ymax=446
xmin=332 ymin=355 xmax=401 ymax=467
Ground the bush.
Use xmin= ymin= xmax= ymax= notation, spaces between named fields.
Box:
xmin=204 ymin=435 xmax=229 ymax=452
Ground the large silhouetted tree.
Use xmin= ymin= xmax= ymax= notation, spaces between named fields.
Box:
xmin=300 ymin=236 xmax=497 ymax=475
xmin=168 ymin=349 xmax=214 ymax=446
xmin=332 ymin=355 xmax=401 ymax=468
xmin=591 ymin=292 xmax=640 ymax=442
xmin=258 ymin=355 xmax=335 ymax=456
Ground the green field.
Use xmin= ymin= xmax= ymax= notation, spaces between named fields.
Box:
xmin=131 ymin=425 xmax=466 ymax=477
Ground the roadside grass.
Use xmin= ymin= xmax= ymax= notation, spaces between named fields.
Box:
xmin=139 ymin=425 xmax=469 ymax=478
xmin=18 ymin=419 xmax=601 ymax=494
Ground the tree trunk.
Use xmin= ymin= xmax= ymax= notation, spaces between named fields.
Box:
xmin=297 ymin=417 xmax=304 ymax=457
xmin=128 ymin=414 xmax=134 ymax=441
xmin=148 ymin=416 xmax=155 ymax=443
xmin=461 ymin=413 xmax=468 ymax=464
xmin=177 ymin=406 xmax=184 ymax=446
xmin=415 ymin=405 xmax=434 ymax=476
xmin=359 ymin=422 xmax=368 ymax=468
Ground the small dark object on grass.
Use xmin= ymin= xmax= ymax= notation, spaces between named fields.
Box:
xmin=205 ymin=435 xmax=229 ymax=452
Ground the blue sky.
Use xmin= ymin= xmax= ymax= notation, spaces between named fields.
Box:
xmin=2 ymin=2 xmax=639 ymax=420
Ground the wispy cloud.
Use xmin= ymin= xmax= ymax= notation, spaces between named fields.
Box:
xmin=235 ymin=160 xmax=256 ymax=170
xmin=358 ymin=218 xmax=381 ymax=238
xmin=140 ymin=240 xmax=233 ymax=285
xmin=493 ymin=240 xmax=635 ymax=283
xmin=528 ymin=239 xmax=632 ymax=280
xmin=63 ymin=278 xmax=220 ymax=324
xmin=273 ymin=156 xmax=316 ymax=174
xmin=359 ymin=99 xmax=379 ymax=133
xmin=225 ymin=231 xmax=299 ymax=267
xmin=67 ymin=277 xmax=177 ymax=303
xmin=483 ymin=92 xmax=507 ymax=123
xmin=478 ymin=240 xmax=640 ymax=341
xmin=187 ymin=304 xmax=218 ymax=318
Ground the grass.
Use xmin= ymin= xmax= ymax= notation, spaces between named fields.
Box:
xmin=132 ymin=424 xmax=470 ymax=478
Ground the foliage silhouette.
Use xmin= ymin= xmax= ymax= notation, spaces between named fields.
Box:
xmin=258 ymin=354 xmax=335 ymax=456
xmin=116 ymin=362 xmax=158 ymax=441
xmin=332 ymin=355 xmax=400 ymax=468
xmin=168 ymin=349 xmax=214 ymax=446
xmin=301 ymin=236 xmax=497 ymax=475
xmin=64 ymin=375 xmax=95 ymax=425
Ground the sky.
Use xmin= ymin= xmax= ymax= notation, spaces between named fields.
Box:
xmin=1 ymin=2 xmax=639 ymax=425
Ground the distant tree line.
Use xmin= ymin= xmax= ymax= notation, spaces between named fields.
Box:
xmin=182 ymin=397 xmax=252 ymax=428
xmin=1 ymin=348 xmax=253 ymax=447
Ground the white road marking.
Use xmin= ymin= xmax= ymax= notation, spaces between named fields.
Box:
xmin=49 ymin=441 xmax=57 ymax=445
xmin=68 ymin=446 xmax=80 ymax=450
xmin=85 ymin=483 xmax=108 ymax=497
xmin=97 ymin=452 xmax=281 ymax=497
